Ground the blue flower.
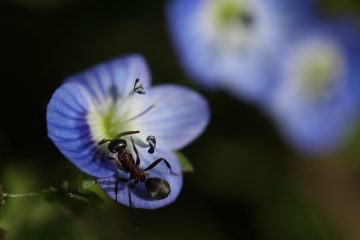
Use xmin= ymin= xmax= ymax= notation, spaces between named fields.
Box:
xmin=167 ymin=0 xmax=314 ymax=102
xmin=268 ymin=23 xmax=360 ymax=156
xmin=47 ymin=54 xmax=210 ymax=209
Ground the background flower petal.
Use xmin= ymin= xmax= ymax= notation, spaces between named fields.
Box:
xmin=167 ymin=0 xmax=314 ymax=102
xmin=124 ymin=84 xmax=210 ymax=150
xmin=268 ymin=23 xmax=360 ymax=156
xmin=98 ymin=149 xmax=182 ymax=209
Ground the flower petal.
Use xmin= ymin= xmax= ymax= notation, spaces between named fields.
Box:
xmin=67 ymin=54 xmax=151 ymax=103
xmin=98 ymin=149 xmax=182 ymax=209
xmin=47 ymin=55 xmax=152 ymax=178
xmin=123 ymin=84 xmax=210 ymax=150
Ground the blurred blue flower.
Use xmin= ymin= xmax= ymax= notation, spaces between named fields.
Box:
xmin=269 ymin=23 xmax=360 ymax=156
xmin=47 ymin=55 xmax=210 ymax=208
xmin=167 ymin=0 xmax=314 ymax=102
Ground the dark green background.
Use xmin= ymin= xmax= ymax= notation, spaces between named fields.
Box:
xmin=1 ymin=0 xmax=360 ymax=239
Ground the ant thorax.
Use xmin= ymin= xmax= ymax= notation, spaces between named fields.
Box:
xmin=97 ymin=130 xmax=175 ymax=204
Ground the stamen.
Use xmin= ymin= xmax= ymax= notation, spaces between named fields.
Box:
xmin=118 ymin=91 xmax=135 ymax=107
xmin=114 ymin=78 xmax=155 ymax=124
xmin=112 ymin=79 xmax=142 ymax=109
xmin=112 ymin=91 xmax=136 ymax=120
xmin=146 ymin=135 xmax=156 ymax=154
xmin=112 ymin=79 xmax=146 ymax=120
xmin=134 ymin=78 xmax=145 ymax=94
xmin=122 ymin=104 xmax=156 ymax=124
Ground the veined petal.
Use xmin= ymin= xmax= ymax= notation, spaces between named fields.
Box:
xmin=67 ymin=54 xmax=151 ymax=103
xmin=47 ymin=55 xmax=152 ymax=178
xmin=123 ymin=84 xmax=210 ymax=150
xmin=98 ymin=149 xmax=182 ymax=209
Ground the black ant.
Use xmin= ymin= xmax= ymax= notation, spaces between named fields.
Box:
xmin=97 ymin=78 xmax=177 ymax=207
xmin=98 ymin=131 xmax=177 ymax=206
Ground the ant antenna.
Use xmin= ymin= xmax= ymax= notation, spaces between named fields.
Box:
xmin=115 ymin=131 xmax=140 ymax=139
xmin=98 ymin=139 xmax=112 ymax=145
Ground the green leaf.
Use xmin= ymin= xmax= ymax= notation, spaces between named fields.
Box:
xmin=81 ymin=174 xmax=97 ymax=189
xmin=176 ymin=152 xmax=194 ymax=173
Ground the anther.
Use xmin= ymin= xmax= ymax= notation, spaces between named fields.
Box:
xmin=146 ymin=135 xmax=156 ymax=154
xmin=134 ymin=79 xmax=145 ymax=94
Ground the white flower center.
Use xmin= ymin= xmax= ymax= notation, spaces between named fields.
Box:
xmin=86 ymin=91 xmax=155 ymax=143
xmin=286 ymin=37 xmax=346 ymax=99
xmin=202 ymin=0 xmax=256 ymax=51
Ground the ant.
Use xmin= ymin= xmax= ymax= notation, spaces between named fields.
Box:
xmin=98 ymin=131 xmax=177 ymax=206
xmin=97 ymin=78 xmax=177 ymax=207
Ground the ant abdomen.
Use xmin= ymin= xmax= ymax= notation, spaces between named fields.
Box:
xmin=145 ymin=177 xmax=171 ymax=200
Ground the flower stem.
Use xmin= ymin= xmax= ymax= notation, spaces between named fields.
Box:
xmin=2 ymin=192 xmax=39 ymax=198
xmin=0 ymin=186 xmax=39 ymax=216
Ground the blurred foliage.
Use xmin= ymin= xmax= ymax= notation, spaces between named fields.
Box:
xmin=176 ymin=152 xmax=194 ymax=173
xmin=1 ymin=0 xmax=360 ymax=239
xmin=319 ymin=0 xmax=360 ymax=18
xmin=81 ymin=174 xmax=97 ymax=190
xmin=0 ymin=165 xmax=94 ymax=240
xmin=257 ymin=179 xmax=343 ymax=240
xmin=43 ymin=186 xmax=103 ymax=211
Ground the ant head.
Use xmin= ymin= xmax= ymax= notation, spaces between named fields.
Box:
xmin=108 ymin=138 xmax=127 ymax=153
xmin=145 ymin=177 xmax=171 ymax=200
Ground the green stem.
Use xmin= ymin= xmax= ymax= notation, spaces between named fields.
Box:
xmin=3 ymin=192 xmax=39 ymax=198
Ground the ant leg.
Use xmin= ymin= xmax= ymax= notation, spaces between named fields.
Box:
xmin=127 ymin=183 xmax=136 ymax=208
xmin=131 ymin=137 xmax=141 ymax=166
xmin=133 ymin=78 xmax=145 ymax=94
xmin=143 ymin=158 xmax=178 ymax=175
xmin=95 ymin=154 xmax=126 ymax=172
xmin=118 ymin=177 xmax=130 ymax=182
xmin=115 ymin=131 xmax=140 ymax=139
xmin=94 ymin=153 xmax=115 ymax=160
xmin=114 ymin=177 xmax=130 ymax=202
xmin=126 ymin=183 xmax=139 ymax=229
xmin=115 ymin=178 xmax=118 ymax=201
xmin=104 ymin=156 xmax=116 ymax=161
xmin=115 ymin=159 xmax=126 ymax=172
